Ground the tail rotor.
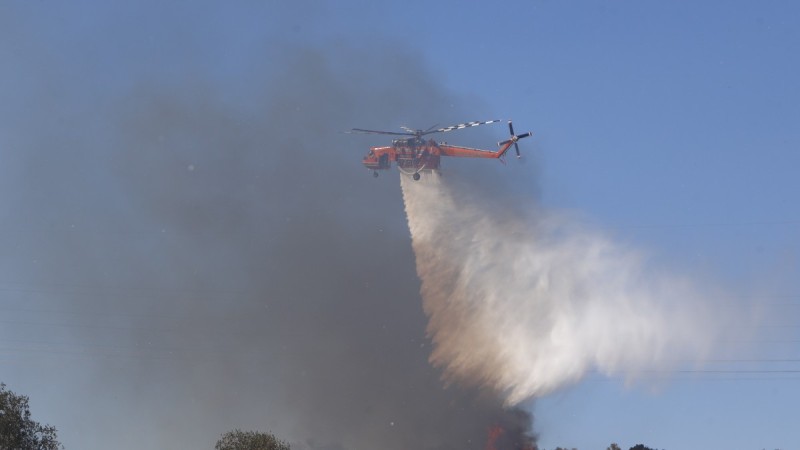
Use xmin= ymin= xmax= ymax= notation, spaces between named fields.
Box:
xmin=499 ymin=121 xmax=533 ymax=158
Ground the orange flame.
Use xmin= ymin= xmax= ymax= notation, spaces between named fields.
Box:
xmin=485 ymin=425 xmax=505 ymax=450
xmin=485 ymin=424 xmax=537 ymax=450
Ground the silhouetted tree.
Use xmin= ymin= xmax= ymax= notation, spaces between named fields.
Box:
xmin=215 ymin=429 xmax=291 ymax=450
xmin=629 ymin=445 xmax=655 ymax=450
xmin=0 ymin=383 xmax=62 ymax=450
xmin=607 ymin=444 xmax=621 ymax=450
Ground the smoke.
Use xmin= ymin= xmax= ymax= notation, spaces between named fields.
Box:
xmin=401 ymin=172 xmax=735 ymax=405
xmin=0 ymin=6 xmax=536 ymax=448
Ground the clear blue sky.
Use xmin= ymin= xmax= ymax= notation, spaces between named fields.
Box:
xmin=1 ymin=2 xmax=798 ymax=450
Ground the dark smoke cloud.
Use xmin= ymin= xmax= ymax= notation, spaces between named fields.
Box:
xmin=1 ymin=8 xmax=535 ymax=450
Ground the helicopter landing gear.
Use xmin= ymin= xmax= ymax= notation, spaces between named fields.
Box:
xmin=412 ymin=172 xmax=421 ymax=181
xmin=373 ymin=171 xmax=379 ymax=178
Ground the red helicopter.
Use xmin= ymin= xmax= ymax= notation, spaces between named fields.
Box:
xmin=349 ymin=120 xmax=532 ymax=180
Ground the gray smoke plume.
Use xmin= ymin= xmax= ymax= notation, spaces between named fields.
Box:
xmin=401 ymin=172 xmax=738 ymax=405
xmin=1 ymin=9 xmax=536 ymax=449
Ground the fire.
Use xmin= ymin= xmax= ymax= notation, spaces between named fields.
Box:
xmin=485 ymin=425 xmax=505 ymax=450
xmin=485 ymin=424 xmax=537 ymax=450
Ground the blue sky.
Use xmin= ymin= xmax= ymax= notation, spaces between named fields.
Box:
xmin=1 ymin=1 xmax=798 ymax=450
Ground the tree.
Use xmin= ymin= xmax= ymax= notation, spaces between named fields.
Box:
xmin=607 ymin=444 xmax=621 ymax=450
xmin=215 ymin=429 xmax=291 ymax=450
xmin=0 ymin=383 xmax=62 ymax=450
xmin=629 ymin=445 xmax=656 ymax=450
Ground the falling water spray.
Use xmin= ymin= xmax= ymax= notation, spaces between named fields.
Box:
xmin=401 ymin=172 xmax=732 ymax=405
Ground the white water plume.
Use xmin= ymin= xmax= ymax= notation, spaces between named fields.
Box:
xmin=401 ymin=172 xmax=734 ymax=405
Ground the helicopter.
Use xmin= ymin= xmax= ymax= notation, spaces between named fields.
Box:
xmin=348 ymin=120 xmax=532 ymax=180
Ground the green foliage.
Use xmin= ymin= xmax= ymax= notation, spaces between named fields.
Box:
xmin=0 ymin=383 xmax=62 ymax=450
xmin=215 ymin=429 xmax=291 ymax=450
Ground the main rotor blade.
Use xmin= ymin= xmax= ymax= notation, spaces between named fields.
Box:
xmin=351 ymin=119 xmax=508 ymax=138
xmin=422 ymin=119 xmax=502 ymax=136
xmin=348 ymin=128 xmax=414 ymax=136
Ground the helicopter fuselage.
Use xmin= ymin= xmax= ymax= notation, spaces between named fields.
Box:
xmin=362 ymin=138 xmax=442 ymax=173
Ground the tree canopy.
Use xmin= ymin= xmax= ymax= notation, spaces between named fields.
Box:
xmin=0 ymin=383 xmax=62 ymax=450
xmin=215 ymin=429 xmax=291 ymax=450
